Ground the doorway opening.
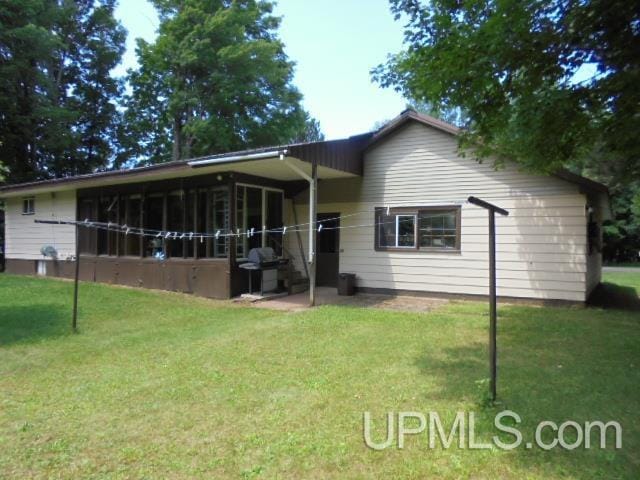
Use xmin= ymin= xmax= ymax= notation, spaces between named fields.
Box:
xmin=316 ymin=213 xmax=340 ymax=287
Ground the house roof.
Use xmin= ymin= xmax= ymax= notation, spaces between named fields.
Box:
xmin=0 ymin=135 xmax=373 ymax=197
xmin=368 ymin=108 xmax=460 ymax=148
xmin=0 ymin=109 xmax=608 ymax=198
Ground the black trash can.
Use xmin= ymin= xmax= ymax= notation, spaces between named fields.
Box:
xmin=338 ymin=273 xmax=356 ymax=296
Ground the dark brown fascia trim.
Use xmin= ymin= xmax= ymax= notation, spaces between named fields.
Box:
xmin=553 ymin=169 xmax=609 ymax=196
xmin=0 ymin=161 xmax=191 ymax=195
xmin=0 ymin=135 xmax=369 ymax=194
xmin=365 ymin=109 xmax=460 ymax=152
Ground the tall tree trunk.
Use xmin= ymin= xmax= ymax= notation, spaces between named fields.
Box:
xmin=172 ymin=116 xmax=182 ymax=161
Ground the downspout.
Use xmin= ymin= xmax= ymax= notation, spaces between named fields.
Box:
xmin=280 ymin=153 xmax=318 ymax=307
xmin=309 ymin=159 xmax=318 ymax=307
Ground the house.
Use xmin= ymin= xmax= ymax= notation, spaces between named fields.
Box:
xmin=0 ymin=109 xmax=610 ymax=303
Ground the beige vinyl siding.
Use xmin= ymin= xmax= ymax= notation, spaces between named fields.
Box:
xmin=5 ymin=191 xmax=77 ymax=260
xmin=288 ymin=122 xmax=590 ymax=302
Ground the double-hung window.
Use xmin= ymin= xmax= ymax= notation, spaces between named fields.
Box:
xmin=375 ymin=206 xmax=461 ymax=252
xmin=22 ymin=197 xmax=35 ymax=215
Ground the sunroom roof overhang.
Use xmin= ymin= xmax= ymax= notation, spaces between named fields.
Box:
xmin=0 ymin=136 xmax=369 ymax=198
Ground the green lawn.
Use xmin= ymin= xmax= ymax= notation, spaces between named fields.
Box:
xmin=603 ymin=271 xmax=640 ymax=296
xmin=604 ymin=262 xmax=640 ymax=268
xmin=1 ymin=274 xmax=639 ymax=479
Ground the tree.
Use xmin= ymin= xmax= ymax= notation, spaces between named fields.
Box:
xmin=291 ymin=114 xmax=324 ymax=143
xmin=370 ymin=100 xmax=465 ymax=133
xmin=121 ymin=0 xmax=318 ymax=166
xmin=373 ymin=0 xmax=639 ymax=176
xmin=405 ymin=100 xmax=468 ymax=127
xmin=0 ymin=0 xmax=126 ymax=183
xmin=574 ymin=147 xmax=640 ymax=262
xmin=373 ymin=0 xmax=640 ymax=262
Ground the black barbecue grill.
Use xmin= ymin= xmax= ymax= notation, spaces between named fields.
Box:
xmin=239 ymin=247 xmax=288 ymax=295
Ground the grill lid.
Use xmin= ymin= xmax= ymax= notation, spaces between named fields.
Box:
xmin=247 ymin=247 xmax=276 ymax=264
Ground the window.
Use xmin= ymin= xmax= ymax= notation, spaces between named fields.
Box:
xmin=236 ymin=185 xmax=283 ymax=259
xmin=145 ymin=194 xmax=164 ymax=258
xmin=166 ymin=190 xmax=185 ymax=258
xmin=419 ymin=209 xmax=460 ymax=250
xmin=78 ymin=198 xmax=96 ymax=254
xmin=375 ymin=206 xmax=460 ymax=251
xmin=193 ymin=187 xmax=229 ymax=259
xmin=123 ymin=194 xmax=142 ymax=256
xmin=77 ymin=184 xmax=233 ymax=259
xmin=22 ymin=197 xmax=35 ymax=215
xmin=378 ymin=212 xmax=416 ymax=248
xmin=97 ymin=196 xmax=118 ymax=255
xmin=265 ymin=190 xmax=284 ymax=256
xmin=185 ymin=190 xmax=196 ymax=258
xmin=211 ymin=188 xmax=229 ymax=257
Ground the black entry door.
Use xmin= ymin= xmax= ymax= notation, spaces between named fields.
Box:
xmin=316 ymin=213 xmax=340 ymax=287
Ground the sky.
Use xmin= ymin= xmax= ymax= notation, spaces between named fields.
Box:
xmin=113 ymin=0 xmax=408 ymax=139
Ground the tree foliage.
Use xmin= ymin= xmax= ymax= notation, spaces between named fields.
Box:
xmin=373 ymin=0 xmax=639 ymax=175
xmin=121 ymin=0 xmax=317 ymax=166
xmin=0 ymin=0 xmax=126 ymax=183
xmin=405 ymin=100 xmax=468 ymax=127
xmin=374 ymin=0 xmax=640 ymax=262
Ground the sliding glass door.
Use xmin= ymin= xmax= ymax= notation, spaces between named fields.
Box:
xmin=236 ymin=184 xmax=284 ymax=259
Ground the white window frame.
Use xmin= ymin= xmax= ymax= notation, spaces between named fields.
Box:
xmin=236 ymin=183 xmax=285 ymax=259
xmin=394 ymin=214 xmax=417 ymax=248
xmin=22 ymin=197 xmax=35 ymax=215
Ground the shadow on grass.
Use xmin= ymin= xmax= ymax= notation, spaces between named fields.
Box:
xmin=413 ymin=305 xmax=638 ymax=478
xmin=0 ymin=304 xmax=71 ymax=346
xmin=588 ymin=282 xmax=640 ymax=311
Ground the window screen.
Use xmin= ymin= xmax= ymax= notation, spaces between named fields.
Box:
xmin=419 ymin=210 xmax=459 ymax=250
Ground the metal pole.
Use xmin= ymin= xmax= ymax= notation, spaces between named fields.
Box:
xmin=72 ymin=224 xmax=80 ymax=333
xmin=467 ymin=197 xmax=507 ymax=403
xmin=488 ymin=209 xmax=497 ymax=402
xmin=309 ymin=160 xmax=318 ymax=306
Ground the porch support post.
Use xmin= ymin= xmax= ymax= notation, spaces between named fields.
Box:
xmin=308 ymin=159 xmax=318 ymax=306
xmin=280 ymin=154 xmax=318 ymax=307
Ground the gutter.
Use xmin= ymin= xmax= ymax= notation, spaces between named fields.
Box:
xmin=188 ymin=149 xmax=288 ymax=168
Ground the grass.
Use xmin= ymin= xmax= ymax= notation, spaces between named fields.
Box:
xmin=604 ymin=262 xmax=640 ymax=268
xmin=590 ymin=271 xmax=640 ymax=311
xmin=603 ymin=271 xmax=640 ymax=296
xmin=1 ymin=273 xmax=639 ymax=479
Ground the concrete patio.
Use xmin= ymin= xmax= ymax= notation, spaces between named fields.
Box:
xmin=235 ymin=286 xmax=450 ymax=313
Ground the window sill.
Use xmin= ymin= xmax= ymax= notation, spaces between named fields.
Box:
xmin=375 ymin=247 xmax=462 ymax=255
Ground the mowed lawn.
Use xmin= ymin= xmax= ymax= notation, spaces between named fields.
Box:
xmin=1 ymin=273 xmax=639 ymax=479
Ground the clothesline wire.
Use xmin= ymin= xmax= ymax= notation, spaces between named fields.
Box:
xmin=56 ymin=198 xmax=468 ymax=236
xmin=35 ymin=199 xmax=467 ymax=239
xmin=35 ymin=210 xmax=460 ymax=240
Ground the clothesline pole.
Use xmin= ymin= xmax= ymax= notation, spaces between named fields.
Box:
xmin=72 ymin=223 xmax=80 ymax=333
xmin=467 ymin=196 xmax=509 ymax=403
